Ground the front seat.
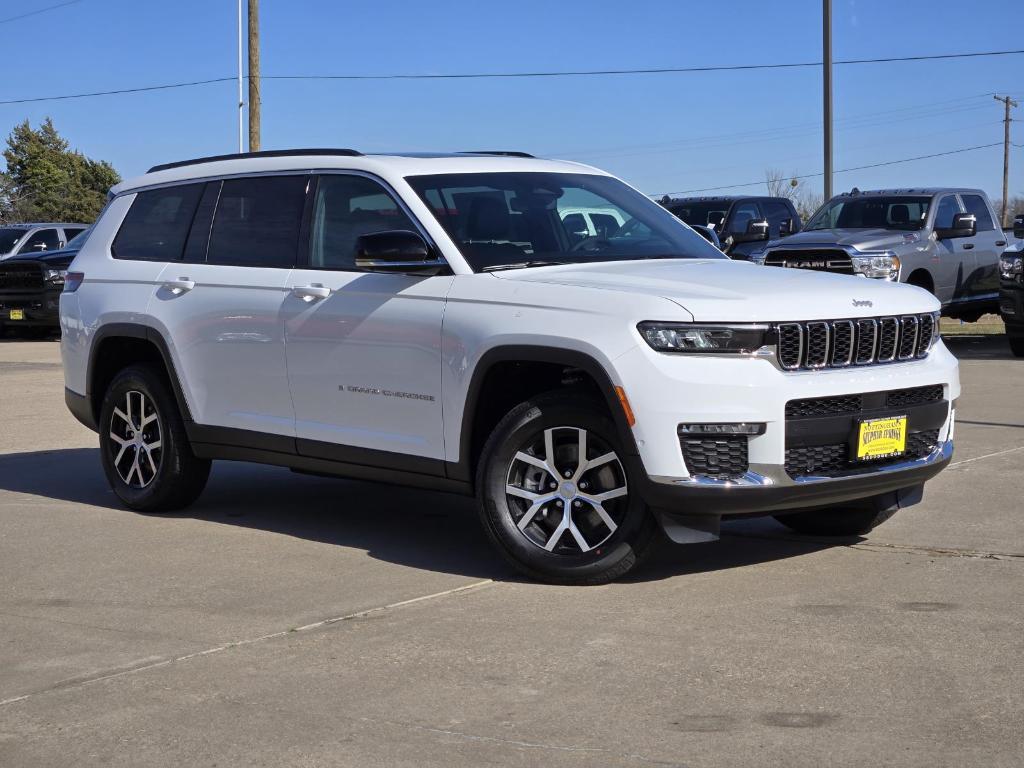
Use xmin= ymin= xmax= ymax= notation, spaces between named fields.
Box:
xmin=890 ymin=204 xmax=910 ymax=225
xmin=462 ymin=197 xmax=525 ymax=268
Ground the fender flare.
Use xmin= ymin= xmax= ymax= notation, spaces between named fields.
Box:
xmin=450 ymin=345 xmax=639 ymax=483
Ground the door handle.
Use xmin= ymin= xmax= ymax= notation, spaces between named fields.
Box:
xmin=291 ymin=284 xmax=331 ymax=302
xmin=995 ymin=241 xmax=1007 ymax=247
xmin=163 ymin=278 xmax=195 ymax=295
xmin=961 ymin=243 xmax=974 ymax=250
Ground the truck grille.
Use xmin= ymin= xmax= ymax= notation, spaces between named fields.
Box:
xmin=784 ymin=429 xmax=940 ymax=479
xmin=0 ymin=263 xmax=44 ymax=291
xmin=776 ymin=313 xmax=937 ymax=371
xmin=763 ymin=249 xmax=855 ymax=275
xmin=680 ymin=436 xmax=749 ymax=481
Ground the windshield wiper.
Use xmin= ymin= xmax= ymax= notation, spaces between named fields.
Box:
xmin=481 ymin=260 xmax=566 ymax=272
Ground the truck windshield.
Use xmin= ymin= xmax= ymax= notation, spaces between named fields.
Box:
xmin=805 ymin=196 xmax=931 ymax=231
xmin=0 ymin=228 xmax=26 ymax=254
xmin=665 ymin=201 xmax=731 ymax=228
xmin=406 ymin=172 xmax=725 ymax=272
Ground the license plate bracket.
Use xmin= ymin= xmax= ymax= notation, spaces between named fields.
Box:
xmin=8 ymin=309 xmax=24 ymax=321
xmin=853 ymin=414 xmax=908 ymax=461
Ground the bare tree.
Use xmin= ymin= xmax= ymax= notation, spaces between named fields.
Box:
xmin=994 ymin=194 xmax=1024 ymax=226
xmin=764 ymin=168 xmax=800 ymax=201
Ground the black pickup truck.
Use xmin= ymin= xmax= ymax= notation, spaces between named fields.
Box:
xmin=999 ymin=215 xmax=1024 ymax=356
xmin=0 ymin=228 xmax=89 ymax=336
xmin=659 ymin=195 xmax=802 ymax=260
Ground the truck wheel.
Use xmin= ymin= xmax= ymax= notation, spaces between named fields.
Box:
xmin=99 ymin=364 xmax=211 ymax=512
xmin=773 ymin=501 xmax=897 ymax=536
xmin=1008 ymin=334 xmax=1024 ymax=358
xmin=476 ymin=391 xmax=656 ymax=584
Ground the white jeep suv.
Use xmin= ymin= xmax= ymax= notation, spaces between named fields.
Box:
xmin=60 ymin=149 xmax=958 ymax=583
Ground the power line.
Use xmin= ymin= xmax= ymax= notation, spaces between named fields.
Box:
xmin=2 ymin=49 xmax=1023 ymax=106
xmin=658 ymin=142 xmax=1003 ymax=196
xmin=0 ymin=0 xmax=81 ymax=25
xmin=0 ymin=77 xmax=235 ymax=105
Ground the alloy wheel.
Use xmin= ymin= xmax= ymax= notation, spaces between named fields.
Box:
xmin=505 ymin=426 xmax=628 ymax=554
xmin=108 ymin=390 xmax=163 ymax=489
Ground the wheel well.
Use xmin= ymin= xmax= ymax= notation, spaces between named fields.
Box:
xmin=467 ymin=360 xmax=609 ymax=476
xmin=906 ymin=269 xmax=934 ymax=294
xmin=89 ymin=336 xmax=172 ymax=423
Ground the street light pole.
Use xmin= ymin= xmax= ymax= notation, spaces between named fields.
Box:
xmin=823 ymin=0 xmax=833 ymax=200
xmin=237 ymin=0 xmax=244 ymax=153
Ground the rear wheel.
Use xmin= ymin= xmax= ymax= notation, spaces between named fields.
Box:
xmin=99 ymin=364 xmax=210 ymax=512
xmin=476 ymin=391 xmax=656 ymax=584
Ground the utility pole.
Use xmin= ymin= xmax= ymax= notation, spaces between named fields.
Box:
xmin=994 ymin=94 xmax=1018 ymax=227
xmin=237 ymin=0 xmax=244 ymax=152
xmin=247 ymin=0 xmax=261 ymax=153
xmin=823 ymin=0 xmax=833 ymax=200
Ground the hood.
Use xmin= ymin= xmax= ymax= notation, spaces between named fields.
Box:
xmin=770 ymin=228 xmax=922 ymax=252
xmin=491 ymin=259 xmax=938 ymax=321
xmin=5 ymin=246 xmax=81 ymax=268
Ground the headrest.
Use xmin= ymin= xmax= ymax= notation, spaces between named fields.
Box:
xmin=466 ymin=197 xmax=510 ymax=240
xmin=890 ymin=204 xmax=910 ymax=224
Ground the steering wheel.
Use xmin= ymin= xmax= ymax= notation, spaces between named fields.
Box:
xmin=570 ymin=236 xmax=613 ymax=253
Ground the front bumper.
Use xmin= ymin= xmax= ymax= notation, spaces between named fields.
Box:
xmin=1000 ymin=281 xmax=1023 ymax=329
xmin=0 ymin=290 xmax=61 ymax=327
xmin=615 ymin=339 xmax=959 ymax=518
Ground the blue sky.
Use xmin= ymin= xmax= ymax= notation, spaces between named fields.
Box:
xmin=3 ymin=0 xmax=1021 ymax=201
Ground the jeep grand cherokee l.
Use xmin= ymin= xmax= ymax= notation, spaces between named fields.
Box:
xmin=754 ymin=188 xmax=1004 ymax=321
xmin=60 ymin=149 xmax=958 ymax=583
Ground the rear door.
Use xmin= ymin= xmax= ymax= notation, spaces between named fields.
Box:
xmin=958 ymin=193 xmax=1001 ymax=301
xmin=283 ymin=172 xmax=451 ymax=465
xmin=146 ymin=174 xmax=307 ymax=444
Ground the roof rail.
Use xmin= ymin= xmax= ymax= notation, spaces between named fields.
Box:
xmin=458 ymin=150 xmax=535 ymax=158
xmin=147 ymin=148 xmax=363 ymax=174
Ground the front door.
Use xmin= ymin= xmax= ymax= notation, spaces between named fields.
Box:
xmin=930 ymin=193 xmax=973 ymax=304
xmin=283 ymin=173 xmax=452 ymax=467
xmin=958 ymin=192 xmax=1002 ymax=301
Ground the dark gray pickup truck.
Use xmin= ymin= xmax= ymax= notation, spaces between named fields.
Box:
xmin=753 ymin=188 xmax=1005 ymax=320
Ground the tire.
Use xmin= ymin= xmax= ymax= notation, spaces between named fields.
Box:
xmin=476 ymin=390 xmax=656 ymax=584
xmin=1008 ymin=334 xmax=1024 ymax=358
xmin=773 ymin=499 xmax=898 ymax=537
xmin=98 ymin=364 xmax=211 ymax=512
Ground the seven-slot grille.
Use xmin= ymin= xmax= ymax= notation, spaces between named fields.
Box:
xmin=0 ymin=263 xmax=44 ymax=292
xmin=776 ymin=313 xmax=937 ymax=371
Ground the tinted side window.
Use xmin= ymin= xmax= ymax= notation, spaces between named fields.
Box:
xmin=112 ymin=184 xmax=204 ymax=261
xmin=22 ymin=228 xmax=61 ymax=253
xmin=762 ymin=200 xmax=794 ymax=237
xmin=933 ymin=195 xmax=960 ymax=229
xmin=960 ymin=194 xmax=995 ymax=231
xmin=729 ymin=202 xmax=760 ymax=234
xmin=207 ymin=175 xmax=308 ymax=267
xmin=309 ymin=175 xmax=417 ymax=269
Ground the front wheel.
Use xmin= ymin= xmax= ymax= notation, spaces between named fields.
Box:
xmin=476 ymin=391 xmax=656 ymax=584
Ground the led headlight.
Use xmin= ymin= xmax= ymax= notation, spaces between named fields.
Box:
xmin=999 ymin=253 xmax=1023 ymax=280
xmin=851 ymin=252 xmax=900 ymax=281
xmin=44 ymin=268 xmax=67 ymax=285
xmin=638 ymin=322 xmax=768 ymax=353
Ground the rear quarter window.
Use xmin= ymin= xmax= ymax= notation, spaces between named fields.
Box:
xmin=112 ymin=184 xmax=205 ymax=261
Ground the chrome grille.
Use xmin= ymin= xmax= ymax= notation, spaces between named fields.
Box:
xmin=763 ymin=249 xmax=856 ymax=275
xmin=774 ymin=313 xmax=938 ymax=371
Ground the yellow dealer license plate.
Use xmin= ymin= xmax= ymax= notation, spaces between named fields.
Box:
xmin=9 ymin=309 xmax=24 ymax=321
xmin=856 ymin=415 xmax=908 ymax=461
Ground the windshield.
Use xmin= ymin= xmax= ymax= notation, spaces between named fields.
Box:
xmin=65 ymin=227 xmax=92 ymax=249
xmin=0 ymin=228 xmax=26 ymax=254
xmin=805 ymin=196 xmax=931 ymax=231
xmin=406 ymin=172 xmax=725 ymax=271
xmin=666 ymin=200 xmax=731 ymax=228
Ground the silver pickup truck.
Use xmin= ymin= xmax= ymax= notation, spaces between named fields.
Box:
xmin=752 ymin=188 xmax=1005 ymax=320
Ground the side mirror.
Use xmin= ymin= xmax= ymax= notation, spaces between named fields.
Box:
xmin=935 ymin=212 xmax=976 ymax=240
xmin=355 ymin=230 xmax=445 ymax=272
xmin=1013 ymin=214 xmax=1024 ymax=240
xmin=690 ymin=224 xmax=722 ymax=250
xmin=734 ymin=218 xmax=770 ymax=243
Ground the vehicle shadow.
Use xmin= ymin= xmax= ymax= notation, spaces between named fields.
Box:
xmin=0 ymin=448 xmax=846 ymax=584
xmin=942 ymin=334 xmax=1018 ymax=361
